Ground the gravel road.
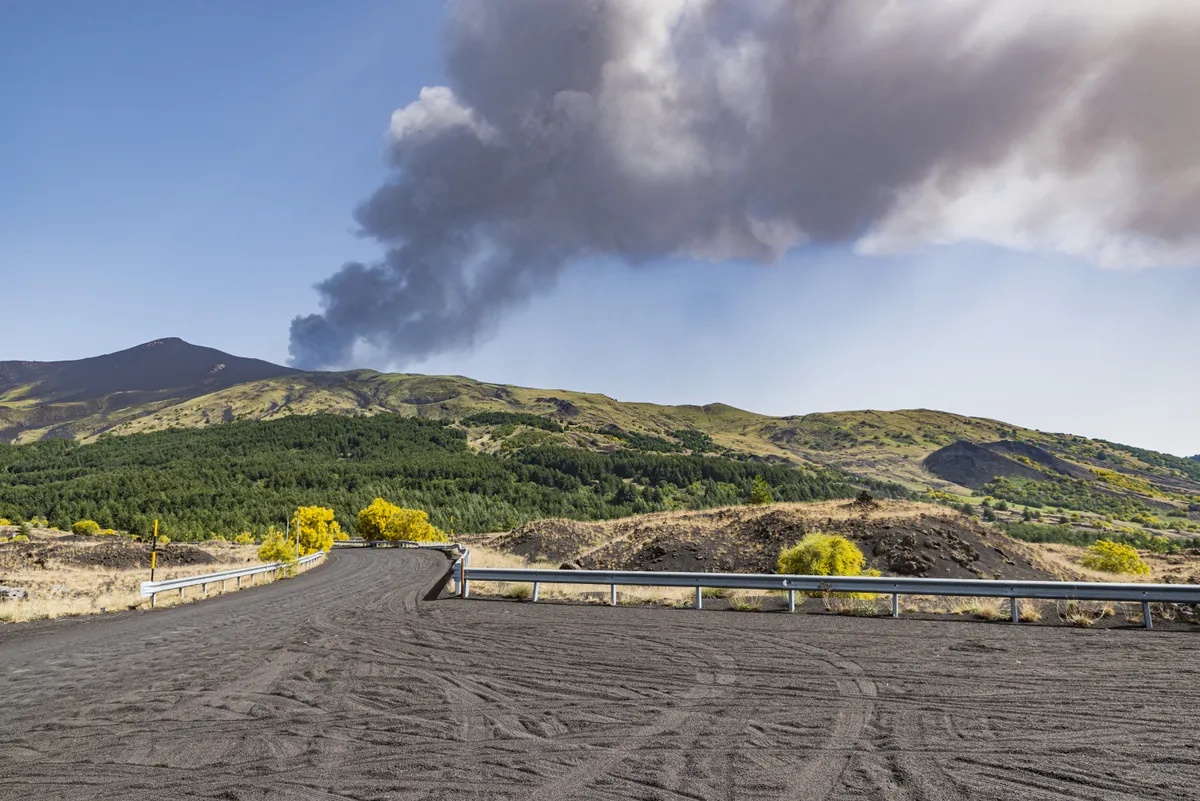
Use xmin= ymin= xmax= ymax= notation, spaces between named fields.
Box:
xmin=2 ymin=549 xmax=1199 ymax=800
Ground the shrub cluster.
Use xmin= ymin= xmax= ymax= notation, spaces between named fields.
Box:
xmin=357 ymin=498 xmax=446 ymax=543
xmin=777 ymin=533 xmax=881 ymax=600
xmin=1080 ymin=540 xmax=1151 ymax=575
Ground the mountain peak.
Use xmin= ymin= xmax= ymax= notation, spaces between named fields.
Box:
xmin=0 ymin=339 xmax=298 ymax=441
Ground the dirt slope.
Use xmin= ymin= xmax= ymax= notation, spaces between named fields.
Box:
xmin=481 ymin=500 xmax=1051 ymax=580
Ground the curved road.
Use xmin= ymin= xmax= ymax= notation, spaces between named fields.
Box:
xmin=2 ymin=549 xmax=1199 ymax=800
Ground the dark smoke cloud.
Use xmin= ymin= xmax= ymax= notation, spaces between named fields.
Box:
xmin=290 ymin=0 xmax=1200 ymax=369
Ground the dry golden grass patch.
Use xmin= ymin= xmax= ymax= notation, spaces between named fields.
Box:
xmin=1021 ymin=542 xmax=1200 ymax=583
xmin=0 ymin=537 xmax=309 ymax=624
xmin=1057 ymin=600 xmax=1117 ymax=627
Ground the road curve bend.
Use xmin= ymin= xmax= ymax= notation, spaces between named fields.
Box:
xmin=1 ymin=549 xmax=1198 ymax=800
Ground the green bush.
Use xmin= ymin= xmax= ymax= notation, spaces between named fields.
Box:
xmin=778 ymin=533 xmax=880 ymax=600
xmin=778 ymin=533 xmax=867 ymax=577
xmin=257 ymin=530 xmax=297 ymax=563
xmin=1080 ymin=540 xmax=1150 ymax=575
xmin=72 ymin=519 xmax=101 ymax=535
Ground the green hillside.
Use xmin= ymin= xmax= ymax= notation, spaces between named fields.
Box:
xmin=0 ymin=414 xmax=895 ymax=539
xmin=2 ymin=339 xmax=1198 ymax=541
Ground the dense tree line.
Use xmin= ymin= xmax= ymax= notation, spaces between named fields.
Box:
xmin=1096 ymin=440 xmax=1200 ymax=483
xmin=460 ymin=411 xmax=565 ymax=432
xmin=671 ymin=429 xmax=718 ymax=453
xmin=589 ymin=425 xmax=683 ymax=453
xmin=0 ymin=414 xmax=904 ymax=541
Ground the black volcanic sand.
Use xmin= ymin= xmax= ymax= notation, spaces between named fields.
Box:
xmin=0 ymin=538 xmax=218 ymax=570
xmin=498 ymin=509 xmax=1050 ymax=580
xmin=2 ymin=549 xmax=1199 ymax=800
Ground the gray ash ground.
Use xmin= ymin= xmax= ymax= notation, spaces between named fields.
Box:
xmin=1 ymin=549 xmax=1198 ymax=800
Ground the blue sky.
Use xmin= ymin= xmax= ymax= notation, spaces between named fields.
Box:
xmin=2 ymin=2 xmax=1197 ymax=456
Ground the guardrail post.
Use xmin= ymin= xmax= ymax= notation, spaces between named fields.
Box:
xmin=788 ymin=589 xmax=796 ymax=613
xmin=1143 ymin=601 xmax=1153 ymax=630
xmin=610 ymin=584 xmax=617 ymax=606
xmin=462 ymin=551 xmax=471 ymax=599
xmin=1010 ymin=597 xmax=1019 ymax=624
xmin=222 ymin=579 xmax=227 ymax=593
xmin=237 ymin=576 xmax=242 ymax=588
xmin=696 ymin=587 xmax=703 ymax=610
xmin=532 ymin=581 xmax=540 ymax=603
xmin=151 ymin=593 xmax=157 ymax=608
xmin=202 ymin=583 xmax=207 ymax=598
xmin=892 ymin=593 xmax=899 ymax=619
xmin=179 ymin=587 xmax=185 ymax=600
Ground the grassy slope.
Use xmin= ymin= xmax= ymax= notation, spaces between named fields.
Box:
xmin=8 ymin=370 xmax=1199 ymax=514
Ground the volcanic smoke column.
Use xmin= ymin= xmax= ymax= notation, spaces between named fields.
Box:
xmin=289 ymin=0 xmax=1200 ymax=369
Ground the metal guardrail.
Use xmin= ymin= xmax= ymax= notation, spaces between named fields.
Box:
xmin=140 ymin=551 xmax=325 ymax=606
xmin=456 ymin=564 xmax=1200 ymax=630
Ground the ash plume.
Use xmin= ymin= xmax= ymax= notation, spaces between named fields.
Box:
xmin=290 ymin=0 xmax=1200 ymax=369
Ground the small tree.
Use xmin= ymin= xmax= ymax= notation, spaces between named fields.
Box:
xmin=72 ymin=519 xmax=101 ymax=536
xmin=356 ymin=498 xmax=446 ymax=543
xmin=748 ymin=476 xmax=774 ymax=506
xmin=18 ymin=521 xmax=31 ymax=538
xmin=1081 ymin=540 xmax=1150 ymax=575
xmin=290 ymin=506 xmax=342 ymax=556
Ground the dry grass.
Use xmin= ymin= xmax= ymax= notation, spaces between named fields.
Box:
xmin=0 ymin=535 xmax=319 ymax=624
xmin=893 ymin=595 xmax=1046 ymax=623
xmin=1018 ymin=600 xmax=1043 ymax=622
xmin=955 ymin=597 xmax=1008 ymax=621
xmin=825 ymin=596 xmax=885 ymax=616
xmin=1021 ymin=542 xmax=1200 ymax=583
xmin=727 ymin=592 xmax=768 ymax=612
xmin=1058 ymin=600 xmax=1117 ymax=627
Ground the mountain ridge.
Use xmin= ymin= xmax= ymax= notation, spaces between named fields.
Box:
xmin=2 ymin=340 xmax=1198 ymax=525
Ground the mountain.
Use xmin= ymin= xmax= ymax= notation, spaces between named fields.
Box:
xmin=0 ymin=338 xmax=298 ymax=442
xmin=2 ymin=339 xmax=1198 ymax=530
